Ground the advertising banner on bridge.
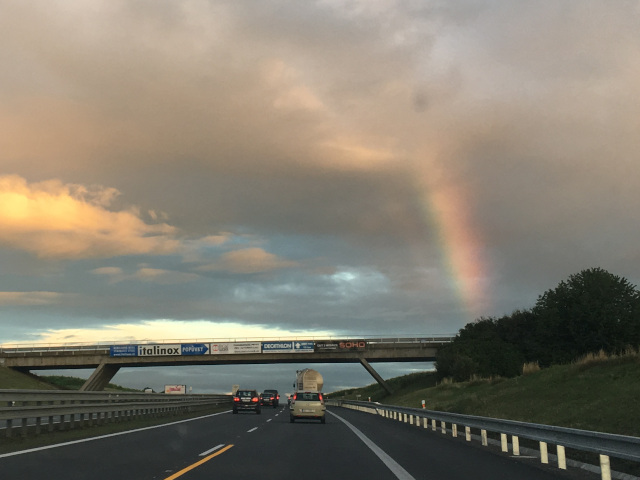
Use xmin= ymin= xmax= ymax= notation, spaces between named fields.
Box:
xmin=181 ymin=344 xmax=209 ymax=355
xmin=261 ymin=341 xmax=315 ymax=353
xmin=209 ymin=342 xmax=262 ymax=354
xmin=337 ymin=340 xmax=367 ymax=350
xmin=292 ymin=341 xmax=314 ymax=353
xmin=261 ymin=341 xmax=294 ymax=353
xmin=110 ymin=345 xmax=138 ymax=357
xmin=137 ymin=344 xmax=182 ymax=356
xmin=315 ymin=340 xmax=367 ymax=351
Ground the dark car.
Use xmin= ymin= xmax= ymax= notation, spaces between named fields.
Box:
xmin=260 ymin=392 xmax=276 ymax=407
xmin=262 ymin=389 xmax=280 ymax=407
xmin=233 ymin=389 xmax=261 ymax=414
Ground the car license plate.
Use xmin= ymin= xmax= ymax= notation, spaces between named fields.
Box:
xmin=301 ymin=409 xmax=314 ymax=412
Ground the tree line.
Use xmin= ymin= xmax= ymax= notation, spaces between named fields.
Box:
xmin=435 ymin=267 xmax=640 ymax=381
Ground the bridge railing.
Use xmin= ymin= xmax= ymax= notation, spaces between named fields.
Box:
xmin=329 ymin=400 xmax=640 ymax=480
xmin=0 ymin=335 xmax=455 ymax=355
xmin=0 ymin=390 xmax=231 ymax=439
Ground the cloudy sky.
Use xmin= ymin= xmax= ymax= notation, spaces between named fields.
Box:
xmin=1 ymin=0 xmax=639 ymax=393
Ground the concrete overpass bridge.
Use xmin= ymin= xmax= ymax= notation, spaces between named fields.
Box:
xmin=0 ymin=336 xmax=454 ymax=393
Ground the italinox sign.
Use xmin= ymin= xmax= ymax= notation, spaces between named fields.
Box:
xmin=137 ymin=344 xmax=182 ymax=356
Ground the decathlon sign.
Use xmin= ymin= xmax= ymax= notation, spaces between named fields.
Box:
xmin=262 ymin=341 xmax=294 ymax=353
xmin=261 ymin=341 xmax=315 ymax=353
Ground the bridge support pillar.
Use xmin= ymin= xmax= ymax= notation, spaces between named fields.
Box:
xmin=80 ymin=362 xmax=121 ymax=391
xmin=359 ymin=358 xmax=394 ymax=395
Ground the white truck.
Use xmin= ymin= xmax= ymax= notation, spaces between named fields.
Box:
xmin=294 ymin=368 xmax=323 ymax=392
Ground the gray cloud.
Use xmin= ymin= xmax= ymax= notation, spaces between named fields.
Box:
xmin=2 ymin=0 xmax=640 ymax=389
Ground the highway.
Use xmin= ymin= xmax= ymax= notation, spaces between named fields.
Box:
xmin=0 ymin=406 xmax=593 ymax=480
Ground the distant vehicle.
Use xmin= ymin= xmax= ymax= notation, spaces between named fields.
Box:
xmin=293 ymin=369 xmax=323 ymax=392
xmin=233 ymin=389 xmax=261 ymax=414
xmin=260 ymin=391 xmax=277 ymax=407
xmin=290 ymin=391 xmax=326 ymax=423
xmin=262 ymin=389 xmax=280 ymax=407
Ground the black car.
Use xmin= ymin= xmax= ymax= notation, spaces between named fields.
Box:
xmin=262 ymin=389 xmax=280 ymax=407
xmin=260 ymin=392 xmax=276 ymax=407
xmin=233 ymin=389 xmax=261 ymax=414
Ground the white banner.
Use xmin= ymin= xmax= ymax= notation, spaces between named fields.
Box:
xmin=209 ymin=342 xmax=262 ymax=354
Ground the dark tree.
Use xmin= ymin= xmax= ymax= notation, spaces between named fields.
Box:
xmin=533 ymin=267 xmax=640 ymax=364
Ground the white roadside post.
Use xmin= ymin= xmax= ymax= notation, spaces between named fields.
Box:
xmin=557 ymin=445 xmax=566 ymax=469
xmin=512 ymin=436 xmax=520 ymax=456
xmin=600 ymin=455 xmax=612 ymax=480
xmin=540 ymin=442 xmax=549 ymax=464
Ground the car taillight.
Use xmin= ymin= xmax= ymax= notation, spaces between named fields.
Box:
xmin=233 ymin=397 xmax=240 ymax=402
xmin=252 ymin=397 xmax=259 ymax=403
xmin=319 ymin=393 xmax=324 ymax=403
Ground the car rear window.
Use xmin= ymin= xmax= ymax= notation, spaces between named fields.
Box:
xmin=296 ymin=392 xmax=320 ymax=401
xmin=237 ymin=390 xmax=255 ymax=396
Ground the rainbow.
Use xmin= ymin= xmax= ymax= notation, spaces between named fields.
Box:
xmin=425 ymin=182 xmax=490 ymax=320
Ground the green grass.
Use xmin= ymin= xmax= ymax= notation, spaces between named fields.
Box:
xmin=0 ymin=367 xmax=59 ymax=390
xmin=0 ymin=367 xmax=141 ymax=392
xmin=332 ymin=353 xmax=640 ymax=438
xmin=40 ymin=375 xmax=140 ymax=392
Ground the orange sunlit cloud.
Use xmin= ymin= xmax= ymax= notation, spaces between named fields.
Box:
xmin=0 ymin=291 xmax=73 ymax=306
xmin=198 ymin=247 xmax=299 ymax=274
xmin=0 ymin=175 xmax=179 ymax=259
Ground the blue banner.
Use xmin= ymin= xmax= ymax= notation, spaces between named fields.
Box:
xmin=181 ymin=343 xmax=209 ymax=355
xmin=110 ymin=345 xmax=138 ymax=357
xmin=293 ymin=341 xmax=315 ymax=352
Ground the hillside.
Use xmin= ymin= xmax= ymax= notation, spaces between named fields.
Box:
xmin=0 ymin=366 xmax=59 ymax=390
xmin=0 ymin=367 xmax=138 ymax=392
xmin=332 ymin=352 xmax=640 ymax=438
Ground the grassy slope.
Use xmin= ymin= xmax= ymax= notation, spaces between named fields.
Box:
xmin=332 ymin=355 xmax=640 ymax=438
xmin=0 ymin=367 xmax=139 ymax=391
xmin=0 ymin=366 xmax=59 ymax=390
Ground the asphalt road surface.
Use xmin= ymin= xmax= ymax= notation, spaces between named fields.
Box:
xmin=0 ymin=406 xmax=599 ymax=479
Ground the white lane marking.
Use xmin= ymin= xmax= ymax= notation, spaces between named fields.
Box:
xmin=328 ymin=411 xmax=416 ymax=480
xmin=267 ymin=419 xmax=272 ymax=423
xmin=248 ymin=427 xmax=258 ymax=433
xmin=0 ymin=410 xmax=231 ymax=458
xmin=199 ymin=444 xmax=225 ymax=456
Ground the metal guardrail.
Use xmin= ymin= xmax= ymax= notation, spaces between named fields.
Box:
xmin=330 ymin=400 xmax=640 ymax=480
xmin=0 ymin=390 xmax=231 ymax=438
